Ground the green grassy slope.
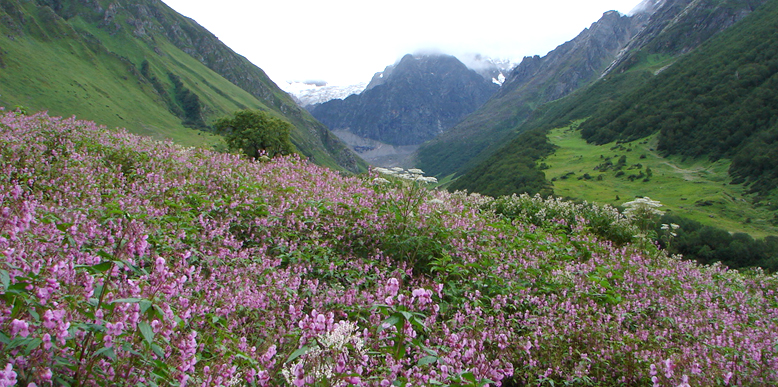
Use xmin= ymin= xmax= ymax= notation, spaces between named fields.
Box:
xmin=0 ymin=0 xmax=365 ymax=172
xmin=544 ymin=124 xmax=778 ymax=238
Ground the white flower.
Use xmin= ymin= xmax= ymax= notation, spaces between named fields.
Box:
xmin=623 ymin=196 xmax=665 ymax=218
xmin=372 ymin=177 xmax=390 ymax=185
xmin=390 ymin=167 xmax=404 ymax=172
xmin=408 ymin=168 xmax=424 ymax=175
xmin=282 ymin=320 xmax=365 ymax=385
xmin=373 ymin=167 xmax=395 ymax=175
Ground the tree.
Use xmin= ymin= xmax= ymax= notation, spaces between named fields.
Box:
xmin=214 ymin=110 xmax=297 ymax=159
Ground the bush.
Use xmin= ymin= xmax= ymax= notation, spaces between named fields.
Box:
xmin=214 ymin=109 xmax=297 ymax=159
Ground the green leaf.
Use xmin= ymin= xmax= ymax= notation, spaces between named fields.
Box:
xmin=399 ymin=311 xmax=414 ymax=321
xmin=56 ymin=222 xmax=73 ymax=232
xmin=139 ymin=299 xmax=153 ymax=314
xmin=417 ymin=356 xmax=438 ymax=366
xmin=89 ymin=261 xmax=113 ymax=274
xmin=8 ymin=282 xmax=30 ymax=292
xmin=286 ymin=345 xmax=310 ymax=363
xmin=0 ymin=269 xmax=9 ymax=291
xmin=139 ymin=322 xmax=154 ymax=345
xmin=122 ymin=343 xmax=143 ymax=357
xmin=86 ymin=323 xmax=106 ymax=333
xmin=25 ymin=338 xmax=42 ymax=354
xmin=112 ymin=298 xmax=142 ymax=304
xmin=378 ymin=314 xmax=401 ymax=332
xmin=28 ymin=307 xmax=40 ymax=322
xmin=94 ymin=346 xmax=117 ymax=360
xmin=151 ymin=343 xmax=165 ymax=358
xmin=0 ymin=332 xmax=10 ymax=345
xmin=460 ymin=372 xmax=476 ymax=383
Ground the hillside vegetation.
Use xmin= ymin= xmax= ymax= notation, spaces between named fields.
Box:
xmin=0 ymin=0 xmax=364 ymax=172
xmin=1 ymin=110 xmax=777 ymax=386
xmin=544 ymin=124 xmax=778 ymax=238
xmin=579 ymin=0 xmax=778 ymax=199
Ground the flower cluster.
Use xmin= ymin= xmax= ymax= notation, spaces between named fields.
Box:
xmin=661 ymin=222 xmax=681 ymax=237
xmin=623 ymin=196 xmax=665 ymax=218
xmin=0 ymin=111 xmax=776 ymax=386
xmin=373 ymin=167 xmax=438 ymax=184
xmin=283 ymin=320 xmax=366 ymax=386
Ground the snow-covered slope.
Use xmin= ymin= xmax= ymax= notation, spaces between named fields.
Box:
xmin=281 ymin=81 xmax=368 ymax=107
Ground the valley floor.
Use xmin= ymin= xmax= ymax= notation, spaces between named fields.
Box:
xmin=542 ymin=124 xmax=778 ymax=238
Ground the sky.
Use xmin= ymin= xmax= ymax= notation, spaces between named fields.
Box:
xmin=159 ymin=0 xmax=646 ymax=88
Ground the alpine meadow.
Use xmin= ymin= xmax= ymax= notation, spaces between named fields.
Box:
xmin=2 ymin=0 xmax=778 ymax=386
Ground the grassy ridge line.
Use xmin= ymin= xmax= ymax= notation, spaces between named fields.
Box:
xmin=0 ymin=31 xmax=220 ymax=147
xmin=544 ymin=124 xmax=778 ymax=238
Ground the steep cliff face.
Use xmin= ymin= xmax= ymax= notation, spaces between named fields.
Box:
xmin=0 ymin=0 xmax=364 ymax=172
xmin=310 ymin=54 xmax=499 ymax=146
xmin=415 ymin=10 xmax=646 ymax=178
xmin=603 ymin=0 xmax=768 ymax=76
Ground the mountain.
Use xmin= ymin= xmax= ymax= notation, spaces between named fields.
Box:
xmin=0 ymin=0 xmax=365 ymax=173
xmin=449 ymin=0 xmax=776 ymax=236
xmin=414 ymin=10 xmax=648 ymax=178
xmin=309 ymin=54 xmax=499 ymax=147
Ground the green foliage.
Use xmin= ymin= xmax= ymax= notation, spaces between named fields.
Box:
xmin=487 ymin=193 xmax=638 ymax=246
xmin=214 ymin=109 xmax=297 ymax=159
xmin=168 ymin=73 xmax=206 ymax=129
xmin=449 ymin=130 xmax=556 ymax=197
xmin=658 ymin=214 xmax=778 ymax=272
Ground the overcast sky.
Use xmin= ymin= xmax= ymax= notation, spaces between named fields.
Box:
xmin=159 ymin=0 xmax=645 ymax=87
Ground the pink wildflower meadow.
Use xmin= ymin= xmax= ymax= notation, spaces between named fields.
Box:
xmin=0 ymin=111 xmax=776 ymax=386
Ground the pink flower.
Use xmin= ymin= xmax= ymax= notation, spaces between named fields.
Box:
xmin=10 ymin=319 xmax=29 ymax=338
xmin=386 ymin=278 xmax=400 ymax=297
xmin=0 ymin=363 xmax=17 ymax=387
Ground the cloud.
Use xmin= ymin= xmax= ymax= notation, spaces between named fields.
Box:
xmin=161 ymin=0 xmax=645 ymax=86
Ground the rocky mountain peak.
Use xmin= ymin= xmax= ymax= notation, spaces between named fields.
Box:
xmin=310 ymin=53 xmax=499 ymax=148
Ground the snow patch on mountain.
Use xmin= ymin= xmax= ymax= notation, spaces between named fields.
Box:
xmin=457 ymin=53 xmax=517 ymax=86
xmin=281 ymin=81 xmax=368 ymax=107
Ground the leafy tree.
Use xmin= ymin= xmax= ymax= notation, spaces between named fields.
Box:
xmin=214 ymin=109 xmax=297 ymax=159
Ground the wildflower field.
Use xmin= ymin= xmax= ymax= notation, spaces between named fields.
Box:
xmin=1 ymin=111 xmax=777 ymax=386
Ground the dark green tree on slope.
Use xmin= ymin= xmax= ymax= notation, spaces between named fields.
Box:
xmin=214 ymin=110 xmax=297 ymax=159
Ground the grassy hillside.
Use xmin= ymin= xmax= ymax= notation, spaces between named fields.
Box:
xmin=544 ymin=124 xmax=778 ymax=238
xmin=0 ymin=0 xmax=365 ymax=172
xmin=1 ymin=111 xmax=777 ymax=386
